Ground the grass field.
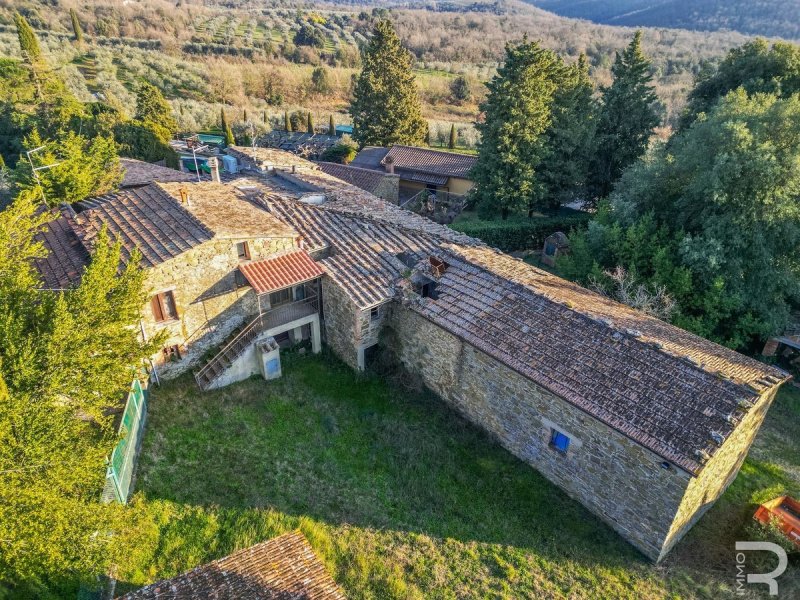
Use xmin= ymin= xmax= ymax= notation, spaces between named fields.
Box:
xmin=117 ymin=353 xmax=799 ymax=598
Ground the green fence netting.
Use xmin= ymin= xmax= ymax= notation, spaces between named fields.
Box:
xmin=102 ymin=379 xmax=147 ymax=504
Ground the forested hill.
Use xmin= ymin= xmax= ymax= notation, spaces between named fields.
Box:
xmin=529 ymin=0 xmax=800 ymax=40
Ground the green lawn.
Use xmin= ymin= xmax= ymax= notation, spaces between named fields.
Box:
xmin=118 ymin=353 xmax=799 ymax=598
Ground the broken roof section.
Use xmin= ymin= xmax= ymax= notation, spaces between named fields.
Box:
xmin=117 ymin=531 xmax=345 ymax=600
xmin=239 ymin=249 xmax=325 ymax=295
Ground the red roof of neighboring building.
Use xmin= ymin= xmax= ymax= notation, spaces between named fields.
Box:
xmin=239 ymin=249 xmax=325 ymax=294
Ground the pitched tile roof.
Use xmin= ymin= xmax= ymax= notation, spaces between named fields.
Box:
xmin=118 ymin=531 xmax=345 ymax=600
xmin=407 ymin=245 xmax=788 ymax=474
xmin=267 ymin=198 xmax=441 ymax=308
xmin=33 ymin=213 xmax=90 ymax=289
xmin=158 ymin=182 xmax=296 ymax=239
xmin=239 ymin=249 xmax=325 ymax=294
xmin=70 ymin=184 xmax=214 ymax=268
xmin=315 ymin=161 xmax=394 ymax=195
xmin=383 ymin=145 xmax=476 ymax=179
xmin=120 ymin=158 xmax=195 ymax=188
xmin=349 ymin=146 xmax=389 ymax=169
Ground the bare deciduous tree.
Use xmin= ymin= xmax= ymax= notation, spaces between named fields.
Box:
xmin=590 ymin=266 xmax=677 ymax=320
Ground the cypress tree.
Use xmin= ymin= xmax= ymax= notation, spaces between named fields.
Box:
xmin=538 ymin=54 xmax=597 ymax=208
xmin=243 ymin=108 xmax=248 ymax=122
xmin=284 ymin=110 xmax=291 ymax=132
xmin=350 ymin=19 xmax=427 ymax=147
xmin=307 ymin=112 xmax=314 ymax=134
xmin=135 ymin=82 xmax=177 ymax=135
xmin=329 ymin=114 xmax=335 ymax=136
xmin=70 ymin=8 xmax=83 ymax=44
xmin=263 ymin=111 xmax=268 ymax=124
xmin=588 ymin=31 xmax=659 ymax=202
xmin=448 ymin=124 xmax=456 ymax=149
xmin=471 ymin=39 xmax=562 ymax=219
xmin=14 ymin=12 xmax=40 ymax=62
xmin=221 ymin=109 xmax=235 ymax=145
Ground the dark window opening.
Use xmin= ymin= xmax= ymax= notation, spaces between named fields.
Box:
xmin=151 ymin=291 xmax=178 ymax=323
xmin=420 ymin=281 xmax=438 ymax=299
xmin=370 ymin=306 xmax=381 ymax=322
xmin=549 ymin=429 xmax=570 ymax=454
xmin=236 ymin=241 xmax=251 ymax=261
xmin=269 ymin=287 xmax=293 ymax=307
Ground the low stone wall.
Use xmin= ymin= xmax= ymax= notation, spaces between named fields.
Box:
xmin=386 ymin=304 xmax=692 ymax=560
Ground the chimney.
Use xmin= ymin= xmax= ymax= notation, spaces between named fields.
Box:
xmin=384 ymin=155 xmax=395 ymax=175
xmin=208 ymin=156 xmax=221 ymax=183
xmin=178 ymin=186 xmax=189 ymax=205
xmin=429 ymin=256 xmax=448 ymax=278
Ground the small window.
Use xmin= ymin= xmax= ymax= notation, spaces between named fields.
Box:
xmin=549 ymin=429 xmax=570 ymax=454
xmin=236 ymin=241 xmax=251 ymax=261
xmin=151 ymin=291 xmax=178 ymax=323
xmin=162 ymin=344 xmax=181 ymax=362
xmin=269 ymin=287 xmax=293 ymax=307
xmin=370 ymin=306 xmax=380 ymax=322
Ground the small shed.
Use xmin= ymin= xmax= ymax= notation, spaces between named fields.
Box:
xmin=541 ymin=231 xmax=570 ymax=267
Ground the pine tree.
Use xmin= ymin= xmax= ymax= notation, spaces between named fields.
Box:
xmin=588 ymin=31 xmax=659 ymax=202
xmin=284 ymin=110 xmax=291 ymax=132
xmin=307 ymin=112 xmax=314 ymax=134
xmin=448 ymin=124 xmax=456 ymax=149
xmin=538 ymin=54 xmax=597 ymax=208
xmin=14 ymin=12 xmax=40 ymax=62
xmin=69 ymin=8 xmax=83 ymax=44
xmin=329 ymin=114 xmax=336 ymax=136
xmin=350 ymin=19 xmax=427 ymax=147
xmin=221 ymin=109 xmax=235 ymax=145
xmin=471 ymin=39 xmax=563 ymax=219
xmin=135 ymin=82 xmax=177 ymax=136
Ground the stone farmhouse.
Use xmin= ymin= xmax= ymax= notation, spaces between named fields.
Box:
xmin=36 ymin=147 xmax=789 ymax=563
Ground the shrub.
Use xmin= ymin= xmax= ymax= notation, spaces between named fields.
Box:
xmin=320 ymin=142 xmax=357 ymax=164
xmin=450 ymin=209 xmax=591 ymax=251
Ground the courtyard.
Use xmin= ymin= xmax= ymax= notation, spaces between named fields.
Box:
xmin=116 ymin=352 xmax=799 ymax=598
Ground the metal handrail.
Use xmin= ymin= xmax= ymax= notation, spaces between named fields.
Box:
xmin=194 ymin=296 xmax=320 ymax=387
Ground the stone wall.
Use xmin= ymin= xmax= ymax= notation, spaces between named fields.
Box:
xmin=386 ymin=304 xmax=694 ymax=560
xmin=372 ymin=175 xmax=400 ymax=204
xmin=320 ymin=277 xmax=359 ymax=370
xmin=142 ymin=236 xmax=295 ymax=379
xmin=658 ymin=385 xmax=781 ymax=559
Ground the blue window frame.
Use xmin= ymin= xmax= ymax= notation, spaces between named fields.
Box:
xmin=550 ymin=429 xmax=570 ymax=453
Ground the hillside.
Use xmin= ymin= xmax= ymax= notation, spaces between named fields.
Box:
xmin=530 ymin=0 xmax=800 ymax=40
xmin=0 ymin=0 xmax=750 ymax=136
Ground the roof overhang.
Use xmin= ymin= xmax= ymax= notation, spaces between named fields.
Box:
xmin=238 ymin=249 xmax=325 ymax=295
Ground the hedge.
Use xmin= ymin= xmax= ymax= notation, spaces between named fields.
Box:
xmin=450 ymin=210 xmax=591 ymax=252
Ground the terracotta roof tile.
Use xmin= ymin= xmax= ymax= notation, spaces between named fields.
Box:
xmin=239 ymin=249 xmax=325 ymax=294
xmin=118 ymin=531 xmax=345 ymax=599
